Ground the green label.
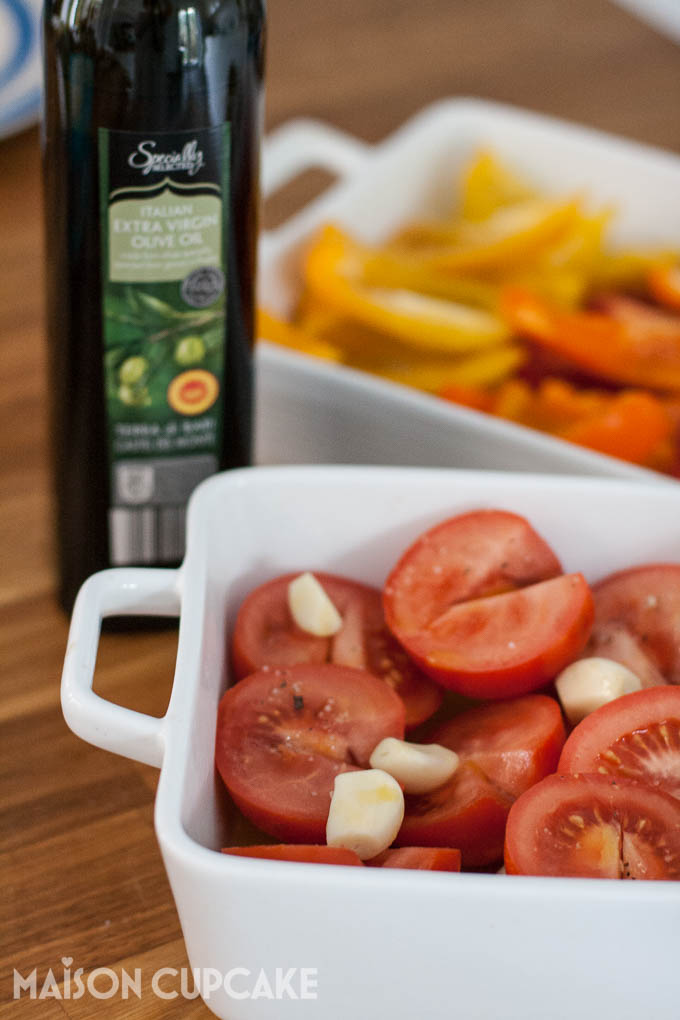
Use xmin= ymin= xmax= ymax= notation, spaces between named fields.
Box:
xmin=109 ymin=193 xmax=223 ymax=283
xmin=98 ymin=125 xmax=230 ymax=565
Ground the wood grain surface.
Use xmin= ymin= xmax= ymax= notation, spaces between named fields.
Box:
xmin=2 ymin=0 xmax=680 ymax=1015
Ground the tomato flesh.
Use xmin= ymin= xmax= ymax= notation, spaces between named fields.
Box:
xmin=367 ymin=847 xmax=461 ymax=871
xmin=558 ymin=685 xmax=680 ymax=800
xmin=585 ymin=621 xmax=665 ymax=688
xmin=397 ymin=761 xmax=511 ymax=868
xmin=215 ymin=663 xmax=405 ymax=842
xmin=383 ymin=510 xmax=593 ymax=698
xmin=586 ymin=564 xmax=680 ymax=684
xmin=398 ymin=573 xmax=594 ymax=699
xmin=431 ymin=693 xmax=566 ymax=798
xmin=383 ymin=509 xmax=562 ymax=636
xmin=222 ymin=845 xmax=363 ymax=866
xmin=231 ymin=572 xmax=443 ymax=728
xmin=397 ymin=695 xmax=565 ymax=867
xmin=504 ymin=773 xmax=680 ymax=879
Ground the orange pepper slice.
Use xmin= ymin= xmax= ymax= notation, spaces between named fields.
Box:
xmin=502 ymin=288 xmax=680 ymax=392
xmin=648 ymin=264 xmax=680 ymax=314
xmin=560 ymin=391 xmax=672 ymax=465
xmin=439 ymin=383 xmax=495 ymax=412
xmin=257 ymin=307 xmax=342 ymax=361
xmin=442 ymin=374 xmax=674 ymax=467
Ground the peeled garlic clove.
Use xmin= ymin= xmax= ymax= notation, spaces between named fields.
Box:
xmin=326 ymin=769 xmax=405 ymax=860
xmin=369 ymin=737 xmax=459 ymax=794
xmin=556 ymin=656 xmax=642 ymax=725
xmin=288 ymin=572 xmax=343 ymax=637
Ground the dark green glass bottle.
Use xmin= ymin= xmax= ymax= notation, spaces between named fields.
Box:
xmin=42 ymin=0 xmax=265 ymax=611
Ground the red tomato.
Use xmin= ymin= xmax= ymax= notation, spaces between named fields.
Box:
xmin=396 ymin=695 xmax=566 ymax=867
xmin=504 ymin=773 xmax=680 ymax=879
xmin=215 ymin=663 xmax=405 ymax=842
xmin=396 ymin=762 xmax=510 ymax=868
xmin=383 ymin=510 xmax=593 ymax=698
xmin=384 ymin=510 xmax=562 ymax=635
xmin=394 ymin=573 xmax=594 ymax=699
xmin=431 ymin=693 xmax=566 ymax=798
xmin=584 ymin=621 xmax=665 ymax=688
xmin=586 ymin=564 xmax=680 ymax=685
xmin=231 ymin=572 xmax=443 ymax=729
xmin=222 ymin=845 xmax=363 ymax=866
xmin=367 ymin=847 xmax=462 ymax=871
xmin=558 ymin=686 xmax=680 ymax=800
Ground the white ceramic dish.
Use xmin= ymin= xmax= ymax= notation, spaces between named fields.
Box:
xmin=254 ymin=98 xmax=680 ymax=482
xmin=62 ymin=465 xmax=680 ymax=1020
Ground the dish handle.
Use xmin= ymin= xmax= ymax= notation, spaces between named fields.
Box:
xmin=260 ymin=118 xmax=371 ymax=233
xmin=61 ymin=568 xmax=181 ymax=769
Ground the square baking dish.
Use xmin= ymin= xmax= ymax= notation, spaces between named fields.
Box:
xmin=62 ymin=465 xmax=680 ymax=1020
xmin=255 ymin=98 xmax=680 ymax=481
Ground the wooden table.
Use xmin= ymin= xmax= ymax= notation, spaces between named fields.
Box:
xmin=2 ymin=0 xmax=680 ymax=1015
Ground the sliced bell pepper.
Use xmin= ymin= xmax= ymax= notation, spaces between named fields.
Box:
xmin=441 ymin=374 xmax=674 ymax=468
xmin=502 ymin=288 xmax=680 ymax=392
xmin=560 ymin=390 xmax=672 ymax=464
xmin=257 ymin=307 xmax=342 ymax=361
xmin=438 ymin=382 xmax=495 ymax=412
xmin=648 ymin=263 xmax=680 ymax=314
xmin=302 ymin=225 xmax=511 ymax=354
xmin=593 ymin=292 xmax=680 ymax=339
xmin=357 ymin=344 xmax=525 ymax=392
xmin=359 ymin=249 xmax=500 ymax=309
xmin=460 ymin=150 xmax=535 ymax=222
xmin=507 ymin=209 xmax=612 ymax=307
xmin=392 ymin=199 xmax=582 ymax=273
xmin=592 ymin=250 xmax=678 ymax=293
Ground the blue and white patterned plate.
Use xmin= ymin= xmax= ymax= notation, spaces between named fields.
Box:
xmin=0 ymin=0 xmax=41 ymax=141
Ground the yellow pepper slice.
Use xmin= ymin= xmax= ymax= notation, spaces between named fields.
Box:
xmin=359 ymin=249 xmax=500 ymax=309
xmin=460 ymin=150 xmax=535 ymax=221
xmin=302 ymin=225 xmax=510 ymax=354
xmin=257 ymin=307 xmax=342 ymax=361
xmin=505 ymin=209 xmax=612 ymax=307
xmin=393 ymin=199 xmax=582 ymax=273
xmin=358 ymin=344 xmax=525 ymax=392
xmin=592 ymin=250 xmax=678 ymax=292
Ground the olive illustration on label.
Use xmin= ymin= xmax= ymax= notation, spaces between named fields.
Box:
xmin=118 ymin=383 xmax=151 ymax=407
xmin=119 ymin=355 xmax=149 ymax=385
xmin=174 ymin=335 xmax=206 ymax=365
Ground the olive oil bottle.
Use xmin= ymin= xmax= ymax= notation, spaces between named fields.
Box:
xmin=42 ymin=0 xmax=265 ymax=611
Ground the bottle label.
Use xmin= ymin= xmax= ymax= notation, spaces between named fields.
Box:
xmin=98 ymin=125 xmax=230 ymax=565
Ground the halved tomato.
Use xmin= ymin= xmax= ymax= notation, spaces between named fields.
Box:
xmin=396 ymin=761 xmax=511 ymax=868
xmin=431 ymin=693 xmax=566 ymax=798
xmin=222 ymin=845 xmax=363 ymax=866
xmin=584 ymin=621 xmax=666 ymax=689
xmin=504 ymin=772 xmax=680 ymax=879
xmin=586 ymin=564 xmax=680 ymax=685
xmin=231 ymin=572 xmax=443 ymax=728
xmin=383 ymin=509 xmax=562 ymax=636
xmin=558 ymin=685 xmax=680 ymax=799
xmin=383 ymin=510 xmax=593 ymax=698
xmin=394 ymin=573 xmax=594 ymax=699
xmin=396 ymin=694 xmax=566 ymax=867
xmin=215 ymin=663 xmax=405 ymax=842
xmin=367 ymin=847 xmax=461 ymax=871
